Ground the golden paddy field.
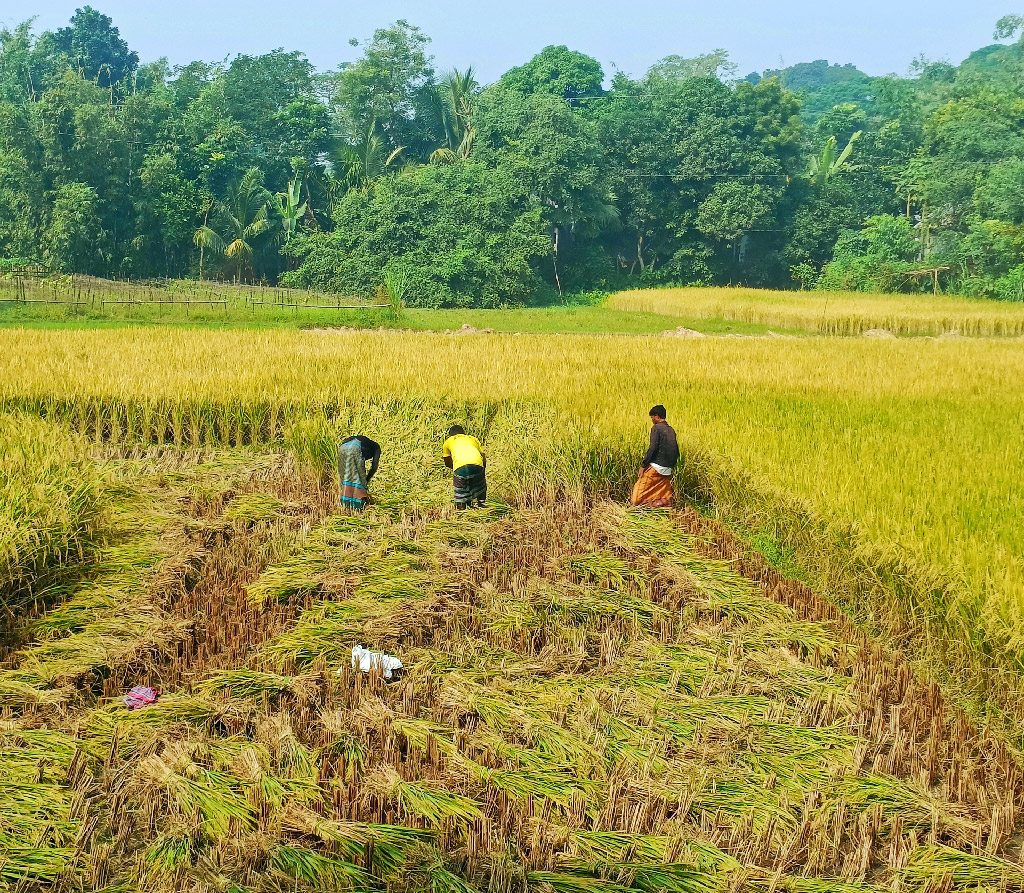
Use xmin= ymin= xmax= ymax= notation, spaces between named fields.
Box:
xmin=2 ymin=287 xmax=1024 ymax=893
xmin=2 ymin=326 xmax=1022 ymax=699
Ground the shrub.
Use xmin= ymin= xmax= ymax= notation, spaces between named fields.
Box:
xmin=995 ymin=264 xmax=1024 ymax=301
xmin=284 ymin=162 xmax=550 ymax=308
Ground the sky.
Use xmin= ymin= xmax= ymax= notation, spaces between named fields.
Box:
xmin=2 ymin=0 xmax=1015 ymax=83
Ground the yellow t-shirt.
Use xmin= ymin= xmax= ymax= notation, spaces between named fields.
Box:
xmin=443 ymin=434 xmax=484 ymax=471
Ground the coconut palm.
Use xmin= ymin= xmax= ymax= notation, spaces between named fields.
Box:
xmin=193 ymin=168 xmax=277 ymax=281
xmin=428 ymin=67 xmax=478 ymax=164
xmin=332 ymin=122 xmax=405 ymax=192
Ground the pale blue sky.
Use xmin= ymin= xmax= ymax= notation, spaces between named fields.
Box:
xmin=3 ymin=0 xmax=1015 ymax=82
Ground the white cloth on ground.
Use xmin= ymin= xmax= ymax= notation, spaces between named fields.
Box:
xmin=350 ymin=645 xmax=403 ymax=680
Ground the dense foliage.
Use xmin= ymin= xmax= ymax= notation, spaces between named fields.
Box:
xmin=3 ymin=8 xmax=1024 ymax=303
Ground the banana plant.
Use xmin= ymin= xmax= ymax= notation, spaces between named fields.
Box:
xmin=276 ymin=176 xmax=307 ymax=245
xmin=809 ymin=130 xmax=862 ymax=187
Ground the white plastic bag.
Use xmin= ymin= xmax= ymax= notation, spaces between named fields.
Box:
xmin=350 ymin=644 xmax=403 ymax=680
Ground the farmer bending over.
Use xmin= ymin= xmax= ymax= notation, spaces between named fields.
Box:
xmin=443 ymin=425 xmax=487 ymax=509
xmin=337 ymin=434 xmax=381 ymax=512
xmin=630 ymin=405 xmax=678 ymax=508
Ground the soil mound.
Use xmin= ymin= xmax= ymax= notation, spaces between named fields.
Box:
xmin=662 ymin=326 xmax=707 ymax=338
xmin=445 ymin=323 xmax=495 ymax=335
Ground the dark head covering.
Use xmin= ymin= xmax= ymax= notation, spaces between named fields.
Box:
xmin=447 ymin=425 xmax=466 ymax=438
xmin=649 ymin=405 xmax=667 ymax=419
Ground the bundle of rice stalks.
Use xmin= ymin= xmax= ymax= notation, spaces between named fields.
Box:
xmin=200 ymin=669 xmax=297 ymax=700
xmin=834 ymin=774 xmax=978 ymax=842
xmin=616 ymin=511 xmax=698 ymax=563
xmin=280 ymin=805 xmax=432 ymax=875
xmin=221 ymin=493 xmax=289 ymax=525
xmin=0 ymin=673 xmax=68 ymax=710
xmin=260 ymin=599 xmax=389 ymax=668
xmin=85 ymin=695 xmax=220 ymax=741
xmin=0 ymin=834 xmax=77 ymax=886
xmin=246 ymin=515 xmax=375 ymax=606
xmin=144 ymin=832 xmax=194 ymax=882
xmin=134 ymin=753 xmax=257 ymax=838
xmin=29 ymin=583 xmax=124 ymax=639
xmin=365 ymin=766 xmax=484 ymax=827
xmin=898 ymin=845 xmax=1024 ymax=893
xmin=233 ymin=746 xmax=320 ymax=810
xmin=398 ymin=846 xmax=485 ymax=893
xmin=567 ymin=552 xmax=648 ymax=591
xmin=269 ymin=844 xmax=372 ymax=890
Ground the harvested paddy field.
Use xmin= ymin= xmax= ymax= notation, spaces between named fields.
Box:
xmin=3 ymin=438 xmax=1024 ymax=893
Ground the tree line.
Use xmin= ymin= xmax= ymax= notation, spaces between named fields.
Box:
xmin=3 ymin=8 xmax=1024 ymax=305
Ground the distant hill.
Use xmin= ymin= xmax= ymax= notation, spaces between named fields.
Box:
xmin=746 ymin=60 xmax=873 ymax=121
xmin=956 ymin=40 xmax=1024 ymax=85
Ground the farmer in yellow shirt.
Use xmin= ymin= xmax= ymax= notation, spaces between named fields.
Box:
xmin=442 ymin=425 xmax=487 ymax=509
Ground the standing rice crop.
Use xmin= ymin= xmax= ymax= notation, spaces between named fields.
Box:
xmin=609 ymin=286 xmax=1024 ymax=336
xmin=0 ymin=412 xmax=102 ymax=608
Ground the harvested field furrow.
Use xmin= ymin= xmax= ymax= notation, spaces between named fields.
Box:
xmin=1 ymin=451 xmax=1022 ymax=893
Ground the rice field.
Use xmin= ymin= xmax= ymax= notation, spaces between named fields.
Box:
xmin=2 ymin=306 xmax=1023 ymax=893
xmin=1 ymin=424 xmax=1022 ymax=893
xmin=609 ymin=287 xmax=1024 ymax=336
xmin=1 ymin=327 xmax=1022 ymax=702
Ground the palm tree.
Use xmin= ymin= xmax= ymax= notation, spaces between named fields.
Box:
xmin=809 ymin=131 xmax=862 ymax=187
xmin=428 ymin=67 xmax=478 ymax=164
xmin=276 ymin=174 xmax=307 ymax=245
xmin=332 ymin=122 xmax=405 ymax=192
xmin=193 ymin=168 xmax=277 ymax=282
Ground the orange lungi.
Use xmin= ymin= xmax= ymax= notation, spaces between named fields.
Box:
xmin=630 ymin=466 xmax=674 ymax=508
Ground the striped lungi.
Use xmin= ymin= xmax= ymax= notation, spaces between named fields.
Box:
xmin=453 ymin=464 xmax=487 ymax=508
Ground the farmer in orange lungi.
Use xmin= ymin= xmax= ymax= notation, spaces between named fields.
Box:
xmin=630 ymin=405 xmax=678 ymax=508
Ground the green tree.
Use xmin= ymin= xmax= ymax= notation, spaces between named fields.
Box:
xmin=426 ymin=68 xmax=478 ymax=163
xmin=0 ymin=146 xmax=41 ymax=258
xmin=994 ymin=14 xmax=1024 ymax=41
xmin=220 ymin=51 xmax=330 ymax=187
xmin=475 ymin=83 xmax=616 ymax=293
xmin=499 ymin=46 xmax=604 ymax=101
xmin=818 ymin=214 xmax=920 ymax=291
xmin=0 ymin=21 xmax=39 ymax=102
xmin=43 ymin=6 xmax=138 ymax=88
xmin=193 ymin=167 xmax=277 ymax=281
xmin=593 ymin=73 xmax=802 ymax=285
xmin=331 ymin=21 xmax=434 ymax=155
xmin=647 ymin=50 xmax=737 ymax=83
xmin=331 ymin=122 xmax=405 ymax=191
xmin=135 ymin=151 xmax=204 ymax=276
xmin=42 ymin=181 xmax=102 ymax=272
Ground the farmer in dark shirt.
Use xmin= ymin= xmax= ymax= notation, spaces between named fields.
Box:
xmin=337 ymin=435 xmax=381 ymax=511
xmin=630 ymin=405 xmax=678 ymax=508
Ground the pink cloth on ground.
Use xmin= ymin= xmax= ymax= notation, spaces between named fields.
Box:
xmin=123 ymin=686 xmax=159 ymax=709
